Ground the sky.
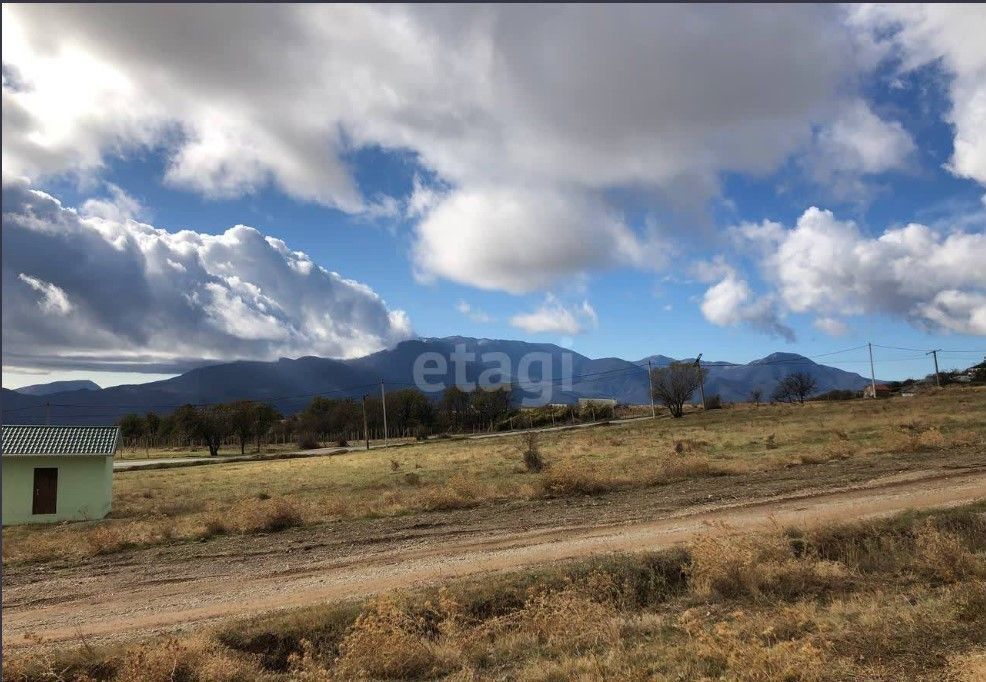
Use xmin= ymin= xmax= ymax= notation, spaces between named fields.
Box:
xmin=2 ymin=4 xmax=985 ymax=390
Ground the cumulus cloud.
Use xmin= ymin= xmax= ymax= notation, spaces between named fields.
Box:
xmin=810 ymin=99 xmax=915 ymax=184
xmin=696 ymin=262 xmax=795 ymax=341
xmin=413 ymin=185 xmax=661 ymax=293
xmin=510 ymin=295 xmax=598 ymax=335
xmin=2 ymin=5 xmax=887 ymax=292
xmin=849 ymin=5 xmax=986 ymax=186
xmin=737 ymin=207 xmax=986 ymax=335
xmin=1 ymin=179 xmax=412 ymax=373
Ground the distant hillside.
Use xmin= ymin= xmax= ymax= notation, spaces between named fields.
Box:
xmin=0 ymin=338 xmax=874 ymax=424
xmin=11 ymin=380 xmax=101 ymax=396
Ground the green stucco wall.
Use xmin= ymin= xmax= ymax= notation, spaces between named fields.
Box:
xmin=2 ymin=455 xmax=113 ymax=525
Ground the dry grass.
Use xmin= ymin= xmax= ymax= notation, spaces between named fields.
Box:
xmin=7 ymin=502 xmax=985 ymax=681
xmin=5 ymin=387 xmax=985 ymax=566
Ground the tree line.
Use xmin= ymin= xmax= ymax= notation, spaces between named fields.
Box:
xmin=117 ymin=384 xmax=568 ymax=454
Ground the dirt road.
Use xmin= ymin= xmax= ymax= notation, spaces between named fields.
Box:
xmin=4 ymin=465 xmax=984 ymax=650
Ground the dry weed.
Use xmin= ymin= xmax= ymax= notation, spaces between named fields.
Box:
xmin=677 ymin=607 xmax=826 ymax=682
xmin=332 ymin=595 xmax=442 ymax=679
xmin=947 ymin=649 xmax=986 ymax=682
xmin=688 ymin=529 xmax=848 ymax=601
xmin=912 ymin=521 xmax=985 ymax=583
xmin=540 ymin=462 xmax=616 ymax=497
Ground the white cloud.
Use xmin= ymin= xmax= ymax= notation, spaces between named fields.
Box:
xmin=813 ymin=316 xmax=850 ymax=337
xmin=2 ymin=5 xmax=881 ymax=292
xmin=17 ymin=273 xmax=73 ymax=315
xmin=698 ymin=267 xmax=795 ymax=341
xmin=812 ymin=99 xmax=915 ymax=176
xmin=510 ymin=295 xmax=598 ymax=335
xmin=849 ymin=5 xmax=986 ymax=186
xmin=1 ymin=178 xmax=412 ymax=373
xmin=456 ymin=300 xmax=493 ymax=323
xmin=737 ymin=207 xmax=986 ymax=335
xmin=413 ymin=184 xmax=660 ymax=293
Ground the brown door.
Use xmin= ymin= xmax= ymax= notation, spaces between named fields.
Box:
xmin=32 ymin=467 xmax=58 ymax=515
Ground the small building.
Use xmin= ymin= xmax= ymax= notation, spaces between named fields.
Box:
xmin=2 ymin=425 xmax=119 ymax=526
xmin=863 ymin=383 xmax=891 ymax=399
xmin=577 ymin=397 xmax=617 ymax=409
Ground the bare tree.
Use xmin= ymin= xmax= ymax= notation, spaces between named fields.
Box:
xmin=773 ymin=372 xmax=818 ymax=404
xmin=650 ymin=362 xmax=706 ymax=418
xmin=749 ymin=387 xmax=763 ymax=407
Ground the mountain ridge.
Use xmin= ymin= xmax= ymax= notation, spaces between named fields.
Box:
xmin=1 ymin=337 xmax=874 ymax=424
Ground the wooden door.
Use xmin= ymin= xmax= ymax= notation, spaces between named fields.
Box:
xmin=32 ymin=467 xmax=58 ymax=515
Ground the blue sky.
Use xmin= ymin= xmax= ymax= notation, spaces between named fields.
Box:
xmin=2 ymin=5 xmax=985 ymax=389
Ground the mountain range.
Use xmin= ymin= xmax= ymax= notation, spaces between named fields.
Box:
xmin=2 ymin=337 xmax=873 ymax=424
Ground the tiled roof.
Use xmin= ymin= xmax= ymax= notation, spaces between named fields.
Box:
xmin=1 ymin=425 xmax=120 ymax=456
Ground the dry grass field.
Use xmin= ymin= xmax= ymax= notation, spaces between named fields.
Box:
xmin=5 ymin=502 xmax=986 ymax=680
xmin=4 ymin=387 xmax=985 ymax=566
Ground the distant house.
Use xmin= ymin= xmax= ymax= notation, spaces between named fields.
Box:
xmin=1 ymin=425 xmax=119 ymax=525
xmin=863 ymin=383 xmax=891 ymax=399
xmin=578 ymin=398 xmax=617 ymax=409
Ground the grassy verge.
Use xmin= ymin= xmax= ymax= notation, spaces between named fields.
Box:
xmin=6 ymin=502 xmax=986 ymax=680
xmin=4 ymin=388 xmax=985 ymax=566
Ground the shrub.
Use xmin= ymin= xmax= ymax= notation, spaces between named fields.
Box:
xmin=247 ymin=498 xmax=306 ymax=533
xmin=705 ymin=394 xmax=723 ymax=410
xmin=86 ymin=524 xmax=130 ymax=555
xmin=540 ymin=462 xmax=614 ymax=496
xmin=404 ymin=472 xmax=422 ymax=486
xmin=332 ymin=595 xmax=442 ymax=679
xmin=687 ymin=530 xmax=848 ymax=601
xmin=336 ymin=437 xmax=348 ymax=447
xmin=912 ymin=521 xmax=984 ymax=583
xmin=414 ymin=424 xmax=431 ymax=441
xmin=520 ymin=431 xmax=543 ymax=472
xmin=296 ymin=433 xmax=319 ymax=450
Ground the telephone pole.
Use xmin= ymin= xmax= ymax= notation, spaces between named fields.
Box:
xmin=868 ymin=343 xmax=877 ymax=397
xmin=647 ymin=360 xmax=656 ymax=418
xmin=380 ymin=380 xmax=388 ymax=447
xmin=361 ymin=394 xmax=370 ymax=450
xmin=927 ymin=349 xmax=942 ymax=387
xmin=694 ymin=353 xmax=707 ymax=410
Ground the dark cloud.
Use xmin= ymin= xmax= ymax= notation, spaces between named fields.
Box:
xmin=1 ymin=179 xmax=412 ymax=372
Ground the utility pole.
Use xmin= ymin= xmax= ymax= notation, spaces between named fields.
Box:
xmin=647 ymin=360 xmax=656 ymax=418
xmin=361 ymin=395 xmax=369 ymax=450
xmin=927 ymin=349 xmax=942 ymax=387
xmin=694 ymin=353 xmax=707 ymax=410
xmin=867 ymin=343 xmax=877 ymax=398
xmin=380 ymin=380 xmax=388 ymax=447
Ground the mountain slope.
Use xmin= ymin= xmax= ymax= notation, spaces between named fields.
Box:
xmin=1 ymin=339 xmax=873 ymax=424
xmin=12 ymin=380 xmax=100 ymax=396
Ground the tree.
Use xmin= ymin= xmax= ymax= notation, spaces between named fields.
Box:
xmin=650 ymin=362 xmax=705 ymax=418
xmin=440 ymin=385 xmax=471 ymax=430
xmin=771 ymin=381 xmax=795 ymax=403
xmin=773 ymin=372 xmax=818 ymax=404
xmin=253 ymin=403 xmax=281 ymax=452
xmin=749 ymin=387 xmax=763 ymax=407
xmin=118 ymin=413 xmax=145 ymax=445
xmin=471 ymin=386 xmax=512 ymax=431
xmin=228 ymin=400 xmax=257 ymax=455
xmin=144 ymin=412 xmax=162 ymax=442
xmin=173 ymin=403 xmax=230 ymax=457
